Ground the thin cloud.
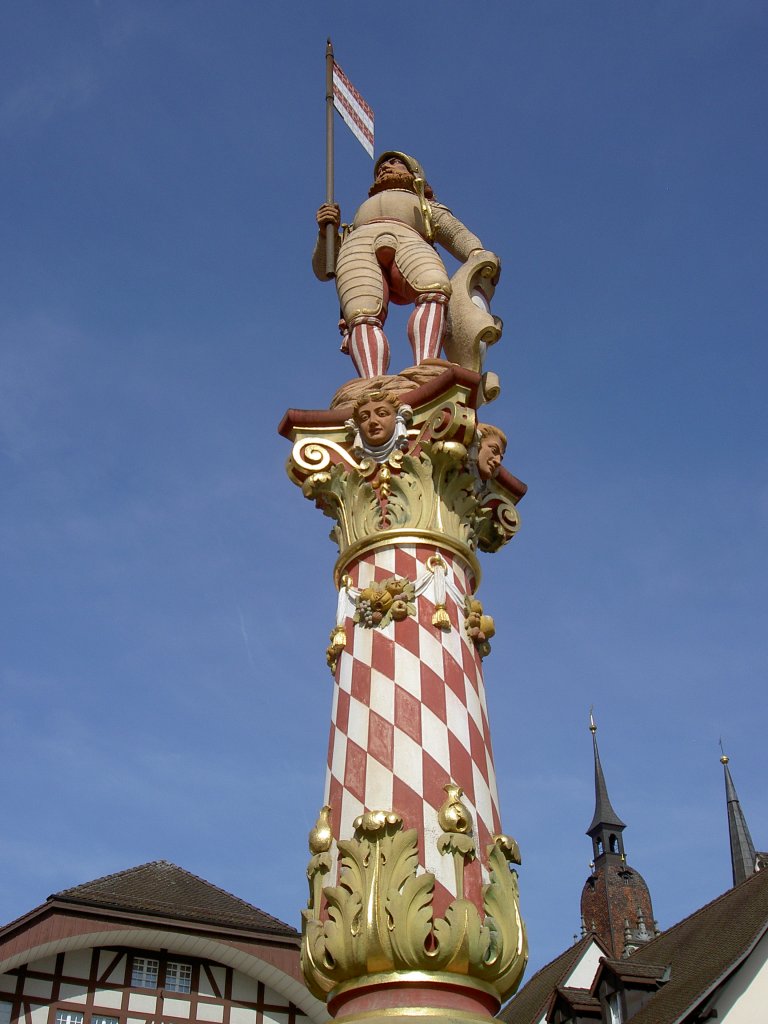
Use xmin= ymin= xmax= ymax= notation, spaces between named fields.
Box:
xmin=0 ymin=63 xmax=96 ymax=135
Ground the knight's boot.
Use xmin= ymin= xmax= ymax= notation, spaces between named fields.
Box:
xmin=407 ymin=293 xmax=448 ymax=364
xmin=348 ymin=317 xmax=391 ymax=378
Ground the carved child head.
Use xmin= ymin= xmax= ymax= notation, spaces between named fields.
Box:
xmin=348 ymin=390 xmax=412 ymax=463
xmin=476 ymin=424 xmax=507 ymax=481
xmin=353 ymin=391 xmax=400 ymax=448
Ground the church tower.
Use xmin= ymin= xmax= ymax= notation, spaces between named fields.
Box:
xmin=580 ymin=713 xmax=657 ymax=958
xmin=720 ymin=752 xmax=757 ymax=886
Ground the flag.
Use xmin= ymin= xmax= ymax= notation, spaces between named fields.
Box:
xmin=332 ymin=61 xmax=374 ymax=158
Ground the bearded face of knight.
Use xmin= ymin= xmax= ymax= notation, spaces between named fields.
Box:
xmin=369 ymin=156 xmax=414 ymax=195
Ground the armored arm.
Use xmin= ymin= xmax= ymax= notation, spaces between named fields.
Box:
xmin=430 ymin=202 xmax=487 ymax=262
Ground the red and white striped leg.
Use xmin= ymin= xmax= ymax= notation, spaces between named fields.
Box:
xmin=348 ymin=319 xmax=391 ymax=378
xmin=325 ymin=543 xmax=502 ymax=919
xmin=407 ymin=294 xmax=448 ymax=364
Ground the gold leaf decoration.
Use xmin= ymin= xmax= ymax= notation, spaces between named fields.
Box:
xmin=286 ymin=390 xmax=521 ymax=581
xmin=301 ymin=808 xmax=527 ymax=1002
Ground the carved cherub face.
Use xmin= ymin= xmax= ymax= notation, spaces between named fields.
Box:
xmin=477 ymin=428 xmax=507 ymax=481
xmin=355 ymin=397 xmax=398 ymax=447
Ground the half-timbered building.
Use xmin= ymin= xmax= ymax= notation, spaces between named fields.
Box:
xmin=0 ymin=862 xmax=325 ymax=1024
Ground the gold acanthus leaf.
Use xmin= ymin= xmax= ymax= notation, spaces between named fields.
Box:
xmin=301 ymin=812 xmax=527 ymax=1001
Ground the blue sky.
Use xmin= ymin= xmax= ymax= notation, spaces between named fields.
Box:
xmin=1 ymin=1 xmax=766 ymax=977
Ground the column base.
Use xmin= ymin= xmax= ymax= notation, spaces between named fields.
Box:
xmin=328 ymin=972 xmax=500 ymax=1024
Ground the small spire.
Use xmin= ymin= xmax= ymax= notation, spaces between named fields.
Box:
xmin=720 ymin=747 xmax=756 ymax=886
xmin=587 ymin=710 xmax=626 ymax=835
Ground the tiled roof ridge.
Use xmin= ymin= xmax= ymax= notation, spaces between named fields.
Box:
xmin=54 ymin=860 xmax=295 ymax=934
xmin=628 ymin=867 xmax=766 ymax=962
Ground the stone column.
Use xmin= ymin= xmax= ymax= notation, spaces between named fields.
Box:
xmin=280 ymin=365 xmax=527 ymax=1024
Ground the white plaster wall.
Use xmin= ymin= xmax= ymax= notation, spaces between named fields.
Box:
xmin=59 ymin=984 xmax=87 ymax=1004
xmin=199 ymin=964 xmax=226 ymax=998
xmin=712 ymin=927 xmax=768 ymax=1022
xmin=28 ymin=959 xmax=57 ymax=975
xmin=127 ymin=993 xmax=156 ymax=1013
xmin=566 ymin=941 xmax=604 ymax=990
xmin=162 ymin=998 xmax=190 ymax=1017
xmin=230 ymin=1010 xmax=257 ymax=1024
xmin=195 ymin=1001 xmax=223 ymax=1022
xmin=231 ymin=973 xmax=261 ymax=1002
xmin=28 ymin=1007 xmax=48 ymax=1024
xmin=97 ymin=952 xmax=126 ymax=984
xmin=23 ymin=980 xmax=53 ymax=1000
xmin=93 ymin=989 xmax=122 ymax=1009
xmin=62 ymin=951 xmax=92 ymax=978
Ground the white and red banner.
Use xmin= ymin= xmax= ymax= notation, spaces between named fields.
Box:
xmin=333 ymin=61 xmax=374 ymax=158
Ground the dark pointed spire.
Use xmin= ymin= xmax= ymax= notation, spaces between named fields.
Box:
xmin=580 ymin=713 xmax=657 ymax=958
xmin=720 ymin=750 xmax=756 ymax=886
xmin=587 ymin=711 xmax=626 ymax=835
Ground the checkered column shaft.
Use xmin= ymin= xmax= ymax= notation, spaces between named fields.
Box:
xmin=325 ymin=542 xmax=502 ymax=919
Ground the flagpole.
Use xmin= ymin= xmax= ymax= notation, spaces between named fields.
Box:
xmin=325 ymin=37 xmax=336 ymax=278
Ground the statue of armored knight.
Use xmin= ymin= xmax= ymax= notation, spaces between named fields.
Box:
xmin=313 ymin=151 xmax=502 ymax=379
xmin=284 ymin=97 xmax=527 ymax=1018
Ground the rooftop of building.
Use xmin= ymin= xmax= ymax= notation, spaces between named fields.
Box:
xmin=48 ymin=860 xmax=298 ymax=937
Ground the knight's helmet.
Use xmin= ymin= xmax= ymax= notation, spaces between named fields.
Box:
xmin=373 ymin=151 xmax=434 ymax=240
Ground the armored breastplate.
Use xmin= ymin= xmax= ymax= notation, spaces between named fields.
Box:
xmin=353 ymin=190 xmax=426 ymax=236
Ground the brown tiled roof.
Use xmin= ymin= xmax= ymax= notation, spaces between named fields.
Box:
xmin=498 ymin=936 xmax=606 ymax=1024
xmin=624 ymin=867 xmax=768 ymax=1024
xmin=53 ymin=861 xmax=297 ymax=938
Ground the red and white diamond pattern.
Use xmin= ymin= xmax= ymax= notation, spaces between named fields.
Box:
xmin=324 ymin=543 xmax=502 ymax=919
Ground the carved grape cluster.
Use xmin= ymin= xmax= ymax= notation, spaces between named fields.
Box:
xmin=354 ymin=576 xmax=415 ymax=630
